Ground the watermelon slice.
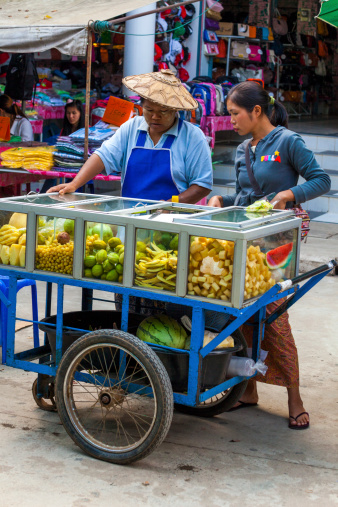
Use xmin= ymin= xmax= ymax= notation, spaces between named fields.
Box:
xmin=266 ymin=242 xmax=293 ymax=270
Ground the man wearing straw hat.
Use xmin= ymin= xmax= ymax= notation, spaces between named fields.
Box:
xmin=48 ymin=70 xmax=213 ymax=203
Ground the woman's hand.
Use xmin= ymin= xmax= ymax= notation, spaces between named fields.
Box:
xmin=270 ymin=190 xmax=295 ymax=210
xmin=208 ymin=195 xmax=223 ymax=207
xmin=47 ymin=182 xmax=77 ymax=195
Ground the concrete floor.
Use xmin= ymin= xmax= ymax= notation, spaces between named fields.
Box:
xmin=0 ymin=276 xmax=337 ymax=507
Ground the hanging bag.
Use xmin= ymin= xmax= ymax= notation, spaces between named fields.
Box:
xmin=217 ymin=38 xmax=227 ymax=58
xmin=204 ymin=43 xmax=220 ymax=56
xmin=243 ymin=142 xmax=310 ymax=241
xmin=203 ymin=29 xmax=219 ymax=43
xmin=206 ymin=8 xmax=222 ymax=21
xmin=272 ymin=10 xmax=288 ymax=36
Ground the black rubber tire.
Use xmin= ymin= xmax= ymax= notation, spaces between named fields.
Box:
xmin=32 ymin=378 xmax=57 ymax=412
xmin=55 ymin=329 xmax=173 ymax=465
xmin=174 ymin=329 xmax=249 ymax=417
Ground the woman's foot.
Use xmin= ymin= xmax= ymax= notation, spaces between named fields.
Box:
xmin=287 ymin=387 xmax=310 ymax=428
xmin=230 ymin=379 xmax=259 ymax=410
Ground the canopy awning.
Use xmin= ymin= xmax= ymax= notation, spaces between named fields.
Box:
xmin=317 ymin=0 xmax=338 ymax=28
xmin=0 ymin=0 xmax=155 ymax=56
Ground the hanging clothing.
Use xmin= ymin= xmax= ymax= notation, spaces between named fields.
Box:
xmin=248 ymin=0 xmax=270 ymax=28
xmin=241 ymin=300 xmax=300 ymax=388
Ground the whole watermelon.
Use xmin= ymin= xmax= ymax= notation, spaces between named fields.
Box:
xmin=136 ymin=315 xmax=187 ymax=349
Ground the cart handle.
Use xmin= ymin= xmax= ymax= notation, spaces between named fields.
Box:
xmin=277 ymin=260 xmax=337 ymax=291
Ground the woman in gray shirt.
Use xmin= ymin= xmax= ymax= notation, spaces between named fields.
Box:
xmin=209 ymin=81 xmax=331 ymax=430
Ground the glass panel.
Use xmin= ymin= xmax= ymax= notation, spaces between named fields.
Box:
xmin=183 ymin=208 xmax=290 ymax=229
xmin=83 ymin=222 xmax=125 ymax=282
xmin=188 ymin=236 xmax=235 ymax=301
xmin=244 ymin=228 xmax=298 ymax=301
xmin=6 ymin=193 xmax=98 ymax=206
xmin=64 ymin=198 xmax=156 ymax=213
xmin=134 ymin=229 xmax=179 ymax=291
xmin=35 ymin=216 xmax=75 ymax=275
xmin=0 ymin=211 xmax=27 ymax=268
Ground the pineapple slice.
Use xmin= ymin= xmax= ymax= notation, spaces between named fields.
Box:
xmin=0 ymin=245 xmax=10 ymax=265
xmin=9 ymin=244 xmax=22 ymax=266
xmin=19 ymin=245 xmax=26 ymax=267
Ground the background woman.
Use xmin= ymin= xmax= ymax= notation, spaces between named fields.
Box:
xmin=0 ymin=94 xmax=33 ymax=142
xmin=61 ymin=99 xmax=85 ymax=136
xmin=209 ymin=81 xmax=331 ymax=429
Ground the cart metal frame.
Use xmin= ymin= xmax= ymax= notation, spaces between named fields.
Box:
xmin=1 ymin=261 xmax=335 ymax=407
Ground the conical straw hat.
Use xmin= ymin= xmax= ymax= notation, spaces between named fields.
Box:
xmin=122 ymin=69 xmax=198 ymax=110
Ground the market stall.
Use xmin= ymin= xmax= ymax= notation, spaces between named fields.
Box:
xmin=0 ymin=193 xmax=335 ymax=463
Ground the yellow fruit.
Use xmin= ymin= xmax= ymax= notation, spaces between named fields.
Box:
xmin=9 ymin=213 xmax=27 ymax=229
xmin=0 ymin=245 xmax=10 ymax=265
xmin=9 ymin=244 xmax=22 ymax=266
xmin=18 ymin=233 xmax=26 ymax=245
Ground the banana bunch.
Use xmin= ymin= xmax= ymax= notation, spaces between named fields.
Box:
xmin=135 ymin=242 xmax=177 ymax=291
xmin=0 ymin=224 xmax=25 ymax=246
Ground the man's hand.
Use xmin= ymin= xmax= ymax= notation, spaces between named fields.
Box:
xmin=208 ymin=195 xmax=223 ymax=207
xmin=47 ymin=182 xmax=77 ymax=195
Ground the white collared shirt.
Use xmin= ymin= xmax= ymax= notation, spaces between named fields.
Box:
xmin=94 ymin=116 xmax=213 ymax=192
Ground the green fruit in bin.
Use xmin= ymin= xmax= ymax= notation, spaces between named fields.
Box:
xmin=86 ymin=227 xmax=93 ymax=237
xmin=92 ymin=223 xmax=113 ymax=243
xmin=115 ymin=244 xmax=124 ymax=253
xmin=84 ymin=255 xmax=96 ymax=268
xmin=136 ymin=241 xmax=147 ymax=252
xmin=169 ymin=234 xmax=179 ymax=250
xmin=64 ymin=219 xmax=75 ymax=236
xmin=93 ymin=239 xmax=106 ymax=250
xmin=119 ymin=252 xmax=124 ymax=264
xmin=107 ymin=252 xmax=120 ymax=265
xmin=108 ymin=237 xmax=122 ymax=249
xmin=101 ymin=274 xmax=107 ymax=280
xmin=153 ymin=231 xmax=162 ymax=244
xmin=116 ymin=263 xmax=123 ymax=275
xmin=157 ymin=244 xmax=166 ymax=251
xmin=161 ymin=232 xmax=172 ymax=247
xmin=103 ymin=260 xmax=114 ymax=272
xmin=96 ymin=249 xmax=107 ymax=264
xmin=84 ymin=268 xmax=93 ymax=278
xmin=106 ymin=269 xmax=119 ymax=282
xmin=92 ymin=264 xmax=103 ymax=278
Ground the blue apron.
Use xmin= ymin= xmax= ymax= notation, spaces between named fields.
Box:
xmin=121 ymin=120 xmax=182 ymax=200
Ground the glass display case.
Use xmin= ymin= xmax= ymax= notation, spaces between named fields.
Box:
xmin=0 ymin=192 xmax=103 ymax=207
xmin=62 ymin=197 xmax=159 ymax=215
xmin=0 ymin=195 xmax=302 ymax=308
xmin=83 ymin=221 xmax=125 ymax=282
xmin=133 ymin=228 xmax=179 ymax=291
xmin=0 ymin=210 xmax=27 ymax=268
xmin=35 ymin=215 xmax=75 ymax=275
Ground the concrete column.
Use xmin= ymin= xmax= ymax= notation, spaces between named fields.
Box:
xmin=123 ymin=3 xmax=156 ymax=96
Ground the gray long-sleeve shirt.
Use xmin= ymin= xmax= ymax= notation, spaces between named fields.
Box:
xmin=221 ymin=126 xmax=331 ymax=207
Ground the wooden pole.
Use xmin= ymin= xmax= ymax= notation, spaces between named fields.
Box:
xmin=99 ymin=0 xmax=202 ymax=27
xmin=84 ymin=28 xmax=93 ymax=162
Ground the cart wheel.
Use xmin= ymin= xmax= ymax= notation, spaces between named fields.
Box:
xmin=174 ymin=329 xmax=248 ymax=418
xmin=55 ymin=329 xmax=173 ymax=465
xmin=32 ymin=378 xmax=57 ymax=412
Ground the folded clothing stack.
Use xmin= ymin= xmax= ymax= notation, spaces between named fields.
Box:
xmin=0 ymin=146 xmax=55 ymax=171
xmin=53 ymin=124 xmax=119 ymax=173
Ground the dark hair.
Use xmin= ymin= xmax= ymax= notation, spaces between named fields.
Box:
xmin=227 ymin=81 xmax=288 ymax=128
xmin=62 ymin=99 xmax=85 ymax=136
xmin=0 ymin=94 xmax=28 ymax=120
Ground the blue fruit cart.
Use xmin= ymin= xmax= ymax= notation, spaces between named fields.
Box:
xmin=0 ymin=193 xmax=335 ymax=464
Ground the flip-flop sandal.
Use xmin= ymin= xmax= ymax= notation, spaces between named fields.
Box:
xmin=289 ymin=411 xmax=310 ymax=430
xmin=229 ymin=401 xmax=258 ymax=412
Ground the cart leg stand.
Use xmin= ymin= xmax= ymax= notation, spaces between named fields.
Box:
xmin=6 ymin=276 xmax=18 ymax=365
xmin=252 ymin=307 xmax=266 ymax=363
